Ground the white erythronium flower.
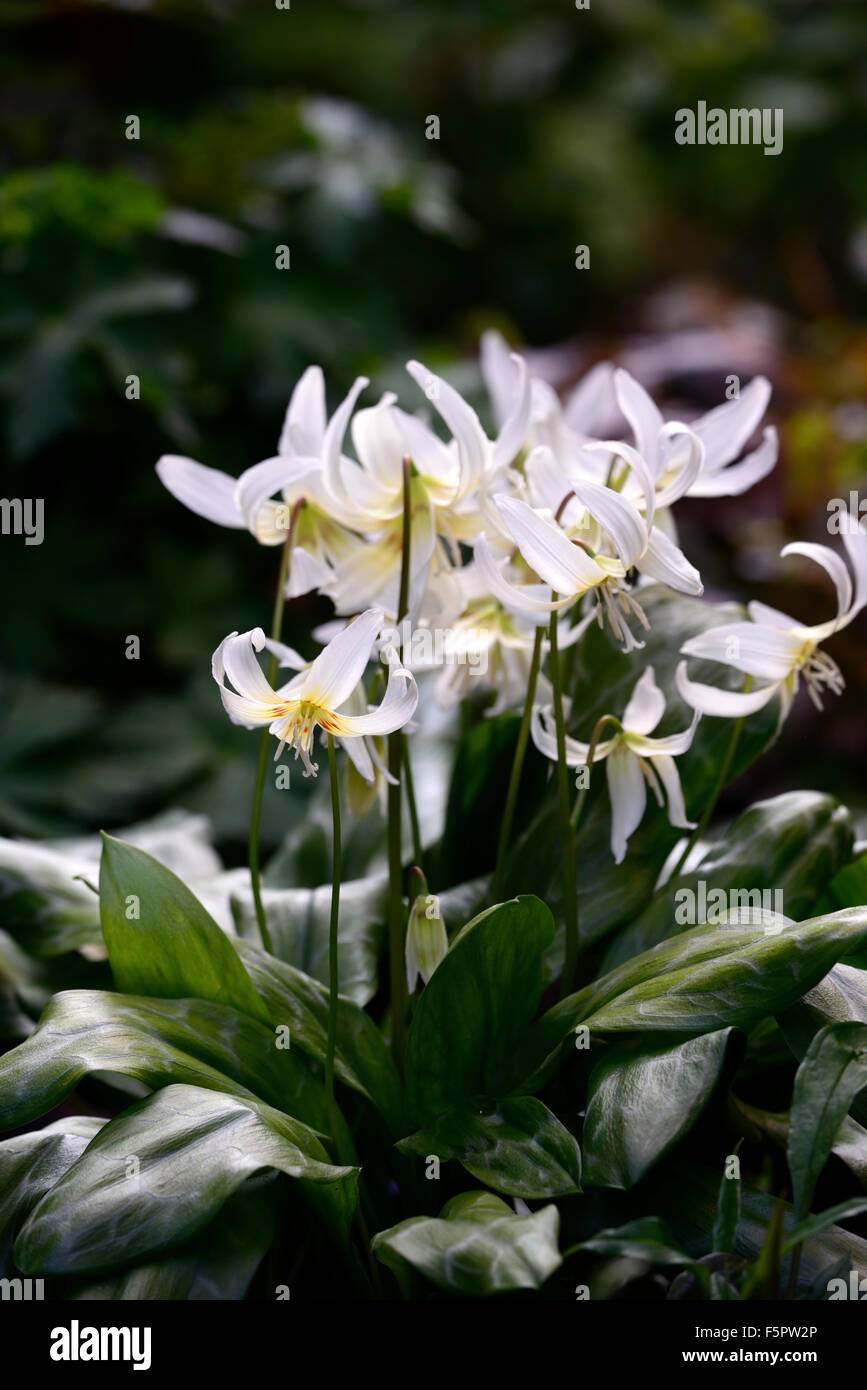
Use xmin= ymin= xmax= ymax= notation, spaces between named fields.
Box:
xmin=531 ymin=667 xmax=700 ymax=863
xmin=157 ymin=366 xmax=365 ymax=595
xmin=474 ymin=442 xmax=702 ymax=652
xmin=614 ymin=366 xmax=778 ymax=499
xmin=212 ymin=607 xmax=418 ymax=779
xmin=676 ymin=519 xmax=867 ymax=720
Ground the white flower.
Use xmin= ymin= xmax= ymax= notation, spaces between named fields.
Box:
xmin=212 ymin=608 xmax=418 ymax=778
xmin=614 ymin=367 xmax=777 ymax=500
xmin=676 ymin=520 xmax=867 ymax=720
xmin=474 ymin=443 xmax=702 ymax=652
xmin=531 ymin=667 xmax=699 ymax=863
xmin=405 ymin=889 xmax=448 ymax=991
xmin=157 ymin=367 xmax=364 ymax=596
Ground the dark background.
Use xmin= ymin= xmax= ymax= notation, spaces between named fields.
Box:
xmin=1 ymin=0 xmax=865 ymax=849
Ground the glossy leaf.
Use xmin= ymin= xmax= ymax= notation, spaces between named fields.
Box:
xmin=372 ymin=1191 xmax=561 ymax=1295
xmin=398 ymin=1096 xmax=582 ymax=1199
xmin=15 ymin=1084 xmax=357 ymax=1275
xmin=404 ymin=896 xmax=555 ymax=1124
xmin=99 ymin=834 xmax=270 ymax=1024
xmin=788 ymin=1022 xmax=867 ymax=1220
xmin=583 ymin=1030 xmax=734 ymax=1189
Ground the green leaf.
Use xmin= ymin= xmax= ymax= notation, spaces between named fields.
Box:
xmin=602 ymin=791 xmax=853 ymax=972
xmin=513 ymin=908 xmax=867 ymax=1087
xmin=404 ymin=896 xmax=555 ymax=1124
xmin=570 ymin=1216 xmax=692 ymax=1266
xmin=398 ymin=1096 xmax=582 ymax=1199
xmin=0 ymin=989 xmax=328 ymax=1133
xmin=238 ymin=940 xmax=402 ymax=1132
xmin=0 ymin=836 xmax=101 ymax=955
xmin=231 ymin=872 xmax=386 ymax=1006
xmin=372 ymin=1191 xmax=561 ymax=1295
xmin=0 ymin=1117 xmax=106 ymax=1275
xmin=15 ymin=1084 xmax=357 ymax=1275
xmin=788 ymin=1022 xmax=867 ymax=1221
xmin=99 ymin=834 xmax=270 ymax=1025
xmin=783 ymin=1197 xmax=867 ymax=1254
xmin=815 ymin=850 xmax=867 ymax=915
xmin=67 ymin=1187 xmax=276 ymax=1301
xmin=582 ymin=1030 xmax=734 ymax=1189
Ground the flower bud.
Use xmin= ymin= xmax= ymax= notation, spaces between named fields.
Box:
xmin=405 ymin=878 xmax=447 ymax=992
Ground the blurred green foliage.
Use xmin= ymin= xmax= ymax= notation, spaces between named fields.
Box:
xmin=0 ymin=0 xmax=864 ymax=842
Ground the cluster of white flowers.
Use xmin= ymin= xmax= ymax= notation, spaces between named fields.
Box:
xmin=158 ymin=331 xmax=865 ymax=864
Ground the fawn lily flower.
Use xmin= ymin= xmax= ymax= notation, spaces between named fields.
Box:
xmin=615 ymin=367 xmax=777 ymax=499
xmin=676 ymin=521 xmax=867 ymax=720
xmin=532 ymin=667 xmax=699 ymax=863
xmin=475 ymin=445 xmax=702 ymax=651
xmin=212 ymin=608 xmax=418 ymax=778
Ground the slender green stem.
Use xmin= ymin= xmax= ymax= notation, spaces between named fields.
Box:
xmin=325 ymin=732 xmax=342 ymax=1146
xmin=570 ymin=715 xmax=622 ymax=830
xmin=402 ymin=734 xmax=423 ymax=868
xmin=549 ymin=611 xmax=579 ymax=996
xmin=248 ymin=519 xmax=298 ymax=953
xmin=387 ymin=459 xmax=413 ymax=1070
xmin=492 ymin=624 xmax=545 ymax=902
xmin=669 ymin=674 xmax=754 ymax=881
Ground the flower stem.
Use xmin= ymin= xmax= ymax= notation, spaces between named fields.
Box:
xmin=549 ymin=611 xmax=579 ymax=996
xmin=325 ymin=732 xmax=342 ymax=1146
xmin=492 ymin=623 xmax=545 ymax=902
xmin=387 ymin=459 xmax=413 ymax=1070
xmin=570 ymin=715 xmax=621 ymax=830
xmin=402 ymin=734 xmax=423 ymax=868
xmin=669 ymin=674 xmax=754 ymax=881
xmin=248 ymin=519 xmax=299 ymax=954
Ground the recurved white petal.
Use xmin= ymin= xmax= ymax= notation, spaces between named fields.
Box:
xmin=681 ymin=621 xmax=801 ymax=680
xmin=328 ymin=658 xmax=418 ymax=736
xmin=406 ymin=359 xmax=488 ymax=496
xmin=638 ymin=526 xmax=703 ymax=596
xmin=691 ymin=376 xmax=771 ymax=471
xmin=301 ymin=608 xmax=384 ymax=710
xmin=613 ymin=369 xmax=663 ymax=477
xmin=496 ymin=495 xmax=607 ymax=595
xmin=156 ymin=455 xmax=245 ymax=529
xmin=570 ymin=475 xmax=647 ymax=569
xmin=562 ymin=360 xmax=615 ymax=436
xmin=782 ymin=540 xmax=853 ymax=629
xmin=651 ymin=753 xmax=694 ymax=830
xmin=687 ymin=428 xmax=777 ymax=498
xmin=607 ymin=744 xmax=647 ymax=864
xmin=322 ymin=375 xmax=370 ymax=510
xmin=622 ymin=666 xmax=666 ymax=735
xmin=491 ymin=353 xmax=532 ymax=472
xmin=676 ymin=661 xmax=781 ymax=717
xmin=278 ymin=365 xmax=327 ymax=456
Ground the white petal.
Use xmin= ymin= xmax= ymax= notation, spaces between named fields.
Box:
xmin=841 ymin=519 xmax=867 ymax=623
xmin=562 ymin=360 xmax=615 ymax=436
xmin=302 ymin=608 xmax=383 ymax=710
xmin=406 ymin=359 xmax=488 ymax=495
xmin=234 ymin=454 xmax=319 ymax=533
xmin=681 ymin=621 xmax=801 ymax=680
xmin=627 ymin=709 xmax=699 ymax=756
xmin=687 ymin=428 xmax=777 ymax=498
xmin=156 ymin=455 xmax=245 ymax=529
xmin=585 ymin=439 xmax=657 ymax=532
xmin=655 ymin=425 xmax=705 ymax=506
xmin=480 ymin=329 xmax=517 ymax=428
xmin=322 ymin=376 xmax=370 ymax=510
xmin=278 ymin=365 xmax=327 ymax=456
xmin=261 ymin=637 xmax=308 ymax=671
xmin=691 ymin=376 xmax=771 ymax=471
xmin=530 ymin=705 xmax=614 ymax=767
xmin=622 ymin=666 xmax=666 ymax=735
xmin=212 ymin=628 xmax=279 ymax=726
xmin=651 ymin=753 xmax=694 ymax=830
xmin=613 ymin=369 xmax=663 ymax=476
xmin=491 ymin=353 xmax=532 ymax=472
xmin=675 ymin=661 xmax=781 ymax=717
xmin=341 ymin=732 xmax=375 ymax=784
xmin=570 ymin=475 xmax=647 ymax=568
xmin=329 ymin=658 xmax=418 ymax=736
xmin=496 ymin=495 xmax=607 ymax=595
xmin=638 ymin=526 xmax=703 ymax=596
xmin=474 ymin=533 xmax=561 ymax=618
xmin=782 ymin=540 xmax=853 ymax=628
xmin=606 ymin=744 xmax=646 ymax=864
